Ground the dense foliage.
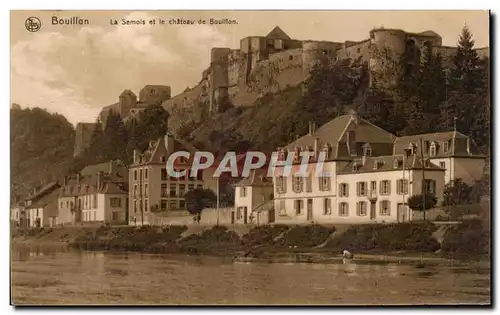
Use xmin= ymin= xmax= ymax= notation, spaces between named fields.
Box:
xmin=10 ymin=105 xmax=75 ymax=200
xmin=326 ymin=223 xmax=440 ymax=252
xmin=184 ymin=188 xmax=217 ymax=215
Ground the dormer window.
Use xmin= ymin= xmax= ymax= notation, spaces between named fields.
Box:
xmin=363 ymin=143 xmax=372 ymax=157
xmin=322 ymin=144 xmax=331 ymax=160
xmin=161 ymin=156 xmax=166 ymax=163
xmin=352 ymin=163 xmax=359 ymax=172
xmin=373 ymin=160 xmax=379 ymax=170
xmin=393 ymin=159 xmax=399 ymax=169
xmin=429 ymin=142 xmax=436 ymax=157
xmin=443 ymin=141 xmax=449 ymax=154
xmin=407 ymin=143 xmax=416 ymax=156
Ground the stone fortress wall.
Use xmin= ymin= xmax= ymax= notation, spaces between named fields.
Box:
xmin=73 ymin=26 xmax=490 ymax=157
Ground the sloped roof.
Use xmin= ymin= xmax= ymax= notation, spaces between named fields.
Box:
xmin=418 ymin=30 xmax=441 ymax=38
xmin=80 ymin=160 xmax=127 ymax=177
xmin=26 ymin=182 xmax=60 ymax=202
xmin=31 ymin=187 xmax=60 ymax=209
xmin=285 ymin=114 xmax=396 ymax=158
xmin=338 ymin=154 xmax=444 ymax=174
xmin=266 ymin=26 xmax=291 ymax=40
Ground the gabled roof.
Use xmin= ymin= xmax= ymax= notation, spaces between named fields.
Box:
xmin=26 ymin=182 xmax=60 ymax=202
xmin=266 ymin=26 xmax=291 ymax=40
xmin=133 ymin=133 xmax=199 ymax=166
xmin=120 ymin=89 xmax=136 ymax=97
xmin=284 ymin=113 xmax=396 ymax=158
xmin=80 ymin=160 xmax=127 ymax=177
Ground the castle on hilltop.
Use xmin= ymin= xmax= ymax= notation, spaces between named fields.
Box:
xmin=73 ymin=26 xmax=489 ymax=157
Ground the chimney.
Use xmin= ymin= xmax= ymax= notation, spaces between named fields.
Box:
xmin=76 ymin=173 xmax=81 ymax=184
xmin=362 ymin=155 xmax=367 ymax=166
xmin=64 ymin=176 xmax=68 ymax=186
xmin=164 ymin=132 xmax=175 ymax=153
xmin=108 ymin=160 xmax=115 ymax=174
xmin=314 ymin=138 xmax=319 ymax=156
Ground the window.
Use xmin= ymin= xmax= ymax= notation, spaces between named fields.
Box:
xmin=323 ymin=198 xmax=332 ymax=215
xmin=197 ymin=184 xmax=203 ymax=189
xmin=352 ymin=163 xmax=359 ymax=172
xmin=364 ymin=144 xmax=372 ymax=156
xmin=134 ymin=170 xmax=137 ymax=181
xmin=422 ymin=179 xmax=436 ymax=194
xmin=276 ymin=176 xmax=286 ymax=194
xmin=179 ymin=184 xmax=186 ymax=197
xmin=370 ymin=181 xmax=377 ymax=193
xmin=139 ymin=169 xmax=143 ymax=180
xmin=144 ymin=199 xmax=149 ymax=212
xmin=357 ymin=201 xmax=367 ymax=216
xmin=429 ymin=142 xmax=436 ymax=157
xmin=60 ymin=201 xmax=63 ymax=209
xmin=339 ymin=202 xmax=349 ymax=216
xmin=294 ymin=199 xmax=304 ymax=215
xmin=380 ymin=200 xmax=390 ymax=215
xmin=293 ymin=176 xmax=303 ymax=193
xmin=145 ymin=169 xmax=148 ymax=179
xmin=289 ymin=55 xmax=293 ymax=60
xmin=110 ymin=197 xmax=121 ymax=208
xmin=161 ymin=168 xmax=167 ymax=181
xmin=161 ymin=184 xmax=168 ymax=197
xmin=144 ymin=184 xmax=148 ymax=198
xmin=443 ymin=141 xmax=449 ymax=154
xmin=357 ymin=182 xmax=367 ymax=196
xmin=134 ymin=185 xmax=138 ymax=197
xmin=160 ymin=200 xmax=168 ymax=210
xmin=393 ymin=159 xmax=399 ymax=169
xmin=93 ymin=194 xmax=97 ymax=208
xmin=240 ymin=187 xmax=247 ymax=197
xmin=279 ymin=200 xmax=286 ymax=216
xmin=188 ymin=183 xmax=195 ymax=190
xmin=236 ymin=207 xmax=244 ymax=220
xmin=319 ymin=176 xmax=330 ymax=191
xmin=339 ymin=183 xmax=349 ymax=197
xmin=161 ymin=156 xmax=166 ymax=163
xmin=179 ymin=200 xmax=186 ymax=209
xmin=169 ymin=184 xmax=177 ymax=197
xmin=112 ymin=212 xmax=119 ymax=221
xmin=440 ymin=162 xmax=446 ymax=169
xmin=134 ymin=200 xmax=138 ymax=213
xmin=380 ymin=180 xmax=391 ymax=195
xmin=169 ymin=200 xmax=177 ymax=210
xmin=396 ymin=179 xmax=409 ymax=195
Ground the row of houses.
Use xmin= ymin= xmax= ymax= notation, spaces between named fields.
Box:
xmin=11 ymin=111 xmax=486 ymax=228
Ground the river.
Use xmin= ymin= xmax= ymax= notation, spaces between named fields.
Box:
xmin=10 ymin=245 xmax=491 ymax=305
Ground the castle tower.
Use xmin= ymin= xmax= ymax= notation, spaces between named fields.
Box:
xmin=118 ymin=90 xmax=137 ymax=118
xmin=209 ymin=47 xmax=231 ymax=113
xmin=301 ymin=41 xmax=342 ymax=79
xmin=139 ymin=85 xmax=171 ymax=105
xmin=368 ymin=29 xmax=407 ymax=87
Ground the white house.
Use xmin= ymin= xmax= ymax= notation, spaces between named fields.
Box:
xmin=393 ymin=131 xmax=486 ymax=185
xmin=272 ymin=111 xmax=452 ymax=225
xmin=58 ymin=163 xmax=128 ymax=225
xmin=234 ymin=169 xmax=274 ymax=224
xmin=23 ymin=182 xmax=60 ymax=228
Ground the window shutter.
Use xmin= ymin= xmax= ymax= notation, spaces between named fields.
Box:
xmin=318 ymin=176 xmax=323 ymax=191
xmin=388 ymin=181 xmax=391 ymax=194
xmin=356 ymin=182 xmax=360 ymax=196
xmin=283 ymin=177 xmax=287 ymax=193
xmin=379 ymin=182 xmax=383 ymax=194
xmin=387 ymin=201 xmax=391 ymax=215
xmin=346 ymin=184 xmax=349 ymax=197
xmin=326 ymin=178 xmax=331 ymax=191
xmin=306 ymin=175 xmax=312 ymax=192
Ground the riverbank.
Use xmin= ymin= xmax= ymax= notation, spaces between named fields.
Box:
xmin=11 ymin=220 xmax=490 ymax=266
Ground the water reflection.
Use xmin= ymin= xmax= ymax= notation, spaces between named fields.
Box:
xmin=10 ymin=246 xmax=491 ymax=305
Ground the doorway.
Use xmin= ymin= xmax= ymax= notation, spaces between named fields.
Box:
xmin=370 ymin=202 xmax=376 ymax=220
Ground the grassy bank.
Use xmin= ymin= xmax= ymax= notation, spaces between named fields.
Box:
xmin=11 ymin=220 xmax=490 ymax=262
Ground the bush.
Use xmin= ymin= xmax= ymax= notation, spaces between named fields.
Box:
xmin=326 ymin=223 xmax=440 ymax=253
xmin=441 ymin=219 xmax=490 ymax=255
xmin=241 ymin=225 xmax=289 ymax=247
xmin=275 ymin=225 xmax=335 ymax=248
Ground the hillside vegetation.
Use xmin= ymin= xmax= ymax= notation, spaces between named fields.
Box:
xmin=10 ymin=105 xmax=75 ymax=200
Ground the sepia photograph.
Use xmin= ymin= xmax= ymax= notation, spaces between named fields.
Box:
xmin=9 ymin=9 xmax=491 ymax=306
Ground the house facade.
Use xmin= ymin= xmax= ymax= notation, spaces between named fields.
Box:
xmin=57 ymin=161 xmax=129 ymax=225
xmin=393 ymin=131 xmax=486 ymax=185
xmin=128 ymin=133 xmax=203 ymax=226
xmin=234 ymin=169 xmax=274 ymax=225
xmin=23 ymin=182 xmax=61 ymax=228
xmin=272 ymin=112 xmax=458 ymax=225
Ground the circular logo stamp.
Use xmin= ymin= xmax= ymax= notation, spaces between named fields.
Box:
xmin=25 ymin=17 xmax=42 ymax=32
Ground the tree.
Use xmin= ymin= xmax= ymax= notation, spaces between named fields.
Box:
xmin=450 ymin=25 xmax=481 ymax=92
xmin=184 ymin=188 xmax=217 ymax=217
xmin=442 ymin=178 xmax=473 ymax=207
xmin=408 ymin=193 xmax=437 ymax=221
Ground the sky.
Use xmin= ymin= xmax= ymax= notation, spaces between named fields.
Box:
xmin=10 ymin=10 xmax=490 ymax=126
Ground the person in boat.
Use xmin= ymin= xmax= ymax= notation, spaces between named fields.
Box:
xmin=342 ymin=249 xmax=354 ymax=259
